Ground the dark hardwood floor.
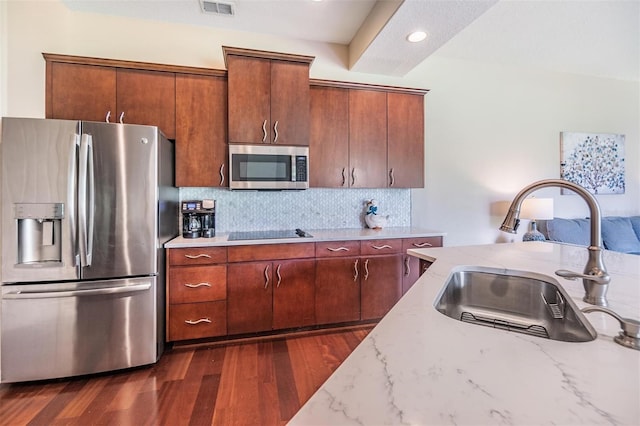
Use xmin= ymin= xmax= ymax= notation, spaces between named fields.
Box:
xmin=0 ymin=326 xmax=371 ymax=426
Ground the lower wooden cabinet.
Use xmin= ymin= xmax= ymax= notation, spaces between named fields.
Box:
xmin=166 ymin=235 xmax=442 ymax=342
xmin=315 ymin=257 xmax=361 ymax=325
xmin=168 ymin=301 xmax=227 ymax=341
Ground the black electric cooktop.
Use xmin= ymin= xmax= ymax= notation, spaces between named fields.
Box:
xmin=227 ymin=229 xmax=313 ymax=241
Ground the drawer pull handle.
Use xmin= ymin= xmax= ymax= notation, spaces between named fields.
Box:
xmin=341 ymin=168 xmax=346 ymax=187
xmin=184 ymin=282 xmax=212 ymax=288
xmin=184 ymin=254 xmax=212 ymax=259
xmin=185 ymin=318 xmax=211 ymax=325
xmin=327 ymin=247 xmax=349 ymax=252
xmin=264 ymin=264 xmax=270 ymax=289
xmin=372 ymin=244 xmax=392 ymax=250
xmin=412 ymin=242 xmax=433 ymax=248
xmin=404 ymin=256 xmax=410 ymax=276
xmin=219 ymin=163 xmax=225 ymax=186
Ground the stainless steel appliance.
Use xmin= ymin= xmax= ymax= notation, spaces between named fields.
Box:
xmin=0 ymin=117 xmax=178 ymax=383
xmin=229 ymin=144 xmax=309 ymax=190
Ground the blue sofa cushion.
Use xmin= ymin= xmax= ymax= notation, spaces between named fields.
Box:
xmin=630 ymin=216 xmax=640 ymax=241
xmin=601 ymin=217 xmax=640 ymax=253
xmin=546 ymin=218 xmax=591 ymax=246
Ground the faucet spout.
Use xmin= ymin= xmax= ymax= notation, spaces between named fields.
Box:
xmin=500 ymin=179 xmax=610 ymax=306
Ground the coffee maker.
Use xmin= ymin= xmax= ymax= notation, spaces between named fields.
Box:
xmin=181 ymin=200 xmax=215 ymax=239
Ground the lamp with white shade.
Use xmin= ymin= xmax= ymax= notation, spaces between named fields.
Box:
xmin=520 ymin=197 xmax=554 ymax=241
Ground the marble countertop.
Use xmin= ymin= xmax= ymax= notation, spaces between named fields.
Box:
xmin=289 ymin=242 xmax=640 ymax=425
xmin=165 ymin=227 xmax=446 ymax=248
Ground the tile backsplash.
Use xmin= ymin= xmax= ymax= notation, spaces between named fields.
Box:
xmin=179 ymin=188 xmax=411 ymax=232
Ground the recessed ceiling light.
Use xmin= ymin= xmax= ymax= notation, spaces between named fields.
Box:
xmin=406 ymin=31 xmax=427 ymax=43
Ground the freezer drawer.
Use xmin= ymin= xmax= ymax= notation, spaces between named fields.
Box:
xmin=1 ymin=277 xmax=158 ymax=383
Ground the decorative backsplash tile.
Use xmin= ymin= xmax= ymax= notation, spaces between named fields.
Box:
xmin=179 ymin=188 xmax=411 ymax=232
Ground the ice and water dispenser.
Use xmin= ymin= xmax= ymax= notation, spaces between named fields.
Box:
xmin=15 ymin=203 xmax=64 ymax=265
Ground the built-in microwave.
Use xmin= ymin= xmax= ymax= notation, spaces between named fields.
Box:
xmin=228 ymin=144 xmax=309 ymax=190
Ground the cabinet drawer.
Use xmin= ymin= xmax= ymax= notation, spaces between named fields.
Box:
xmin=402 ymin=237 xmax=443 ymax=250
xmin=315 ymin=241 xmax=361 ymax=258
xmin=168 ymin=301 xmax=227 ymax=341
xmin=228 ymin=243 xmax=315 ymax=262
xmin=168 ymin=247 xmax=227 ymax=266
xmin=169 ymin=265 xmax=227 ymax=304
xmin=360 ymin=239 xmax=402 ymax=255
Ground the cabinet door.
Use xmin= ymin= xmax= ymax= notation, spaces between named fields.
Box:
xmin=388 ymin=92 xmax=424 ymax=188
xmin=349 ymin=89 xmax=388 ymax=188
xmin=309 ymin=86 xmax=349 ymax=187
xmin=360 ymin=255 xmax=403 ymax=320
xmin=175 ymin=74 xmax=228 ymax=187
xmin=272 ymin=259 xmax=316 ymax=330
xmin=315 ymin=257 xmax=361 ymax=325
xmin=401 ymin=237 xmax=442 ymax=294
xmin=227 ymin=55 xmax=271 ymax=144
xmin=116 ymin=69 xmax=176 ymax=139
xmin=48 ymin=62 xmax=116 ymax=122
xmin=227 ymin=261 xmax=273 ymax=334
xmin=270 ymin=60 xmax=310 ymax=146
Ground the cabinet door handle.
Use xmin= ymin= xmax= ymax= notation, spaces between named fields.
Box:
xmin=351 ymin=168 xmax=356 ymax=186
xmin=341 ymin=168 xmax=346 ymax=187
xmin=185 ymin=318 xmax=211 ymax=325
xmin=412 ymin=242 xmax=433 ymax=248
xmin=372 ymin=244 xmax=393 ymax=250
xmin=364 ymin=258 xmax=370 ymax=281
xmin=262 ymin=119 xmax=268 ymax=143
xmin=105 ymin=111 xmax=111 ymax=123
xmin=273 ymin=120 xmax=279 ymax=143
xmin=404 ymin=256 xmax=410 ymax=277
xmin=119 ymin=111 xmax=124 ymax=124
xmin=264 ymin=264 xmax=270 ymax=289
xmin=389 ymin=168 xmax=395 ymax=187
xmin=353 ymin=259 xmax=359 ymax=282
xmin=184 ymin=254 xmax=211 ymax=259
xmin=219 ymin=163 xmax=225 ymax=186
xmin=327 ymin=247 xmax=349 ymax=252
xmin=276 ymin=264 xmax=282 ymax=287
xmin=184 ymin=282 xmax=212 ymax=288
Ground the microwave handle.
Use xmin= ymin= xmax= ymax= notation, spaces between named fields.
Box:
xmin=291 ymin=155 xmax=296 ymax=182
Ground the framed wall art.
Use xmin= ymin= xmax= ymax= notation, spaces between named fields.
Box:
xmin=560 ymin=132 xmax=625 ymax=195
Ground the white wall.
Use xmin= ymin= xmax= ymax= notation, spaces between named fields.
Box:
xmin=3 ymin=0 xmax=639 ymax=246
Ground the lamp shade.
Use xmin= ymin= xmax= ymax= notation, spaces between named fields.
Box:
xmin=520 ymin=198 xmax=554 ymax=220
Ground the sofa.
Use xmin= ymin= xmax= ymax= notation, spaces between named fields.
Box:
xmin=538 ymin=216 xmax=640 ymax=255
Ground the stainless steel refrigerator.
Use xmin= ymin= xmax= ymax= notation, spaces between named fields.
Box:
xmin=0 ymin=117 xmax=178 ymax=383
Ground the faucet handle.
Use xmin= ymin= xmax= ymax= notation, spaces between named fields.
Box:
xmin=582 ymin=306 xmax=640 ymax=351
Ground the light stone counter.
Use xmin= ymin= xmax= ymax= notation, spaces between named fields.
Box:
xmin=289 ymin=242 xmax=640 ymax=426
xmin=164 ymin=227 xmax=446 ymax=248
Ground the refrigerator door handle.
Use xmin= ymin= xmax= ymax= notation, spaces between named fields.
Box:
xmin=69 ymin=134 xmax=80 ymax=266
xmin=2 ymin=282 xmax=152 ymax=299
xmin=78 ymin=134 xmax=95 ymax=267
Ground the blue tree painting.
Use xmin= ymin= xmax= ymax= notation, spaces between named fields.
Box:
xmin=560 ymin=132 xmax=625 ymax=195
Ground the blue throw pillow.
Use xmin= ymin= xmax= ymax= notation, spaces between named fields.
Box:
xmin=629 ymin=216 xmax=640 ymax=241
xmin=546 ymin=218 xmax=591 ymax=246
xmin=601 ymin=217 xmax=640 ymax=253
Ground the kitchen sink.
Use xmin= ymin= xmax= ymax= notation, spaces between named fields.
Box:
xmin=435 ymin=266 xmax=597 ymax=342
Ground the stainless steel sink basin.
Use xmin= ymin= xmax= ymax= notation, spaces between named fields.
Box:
xmin=435 ymin=266 xmax=597 ymax=342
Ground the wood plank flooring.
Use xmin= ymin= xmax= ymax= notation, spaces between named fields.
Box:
xmin=0 ymin=326 xmax=371 ymax=426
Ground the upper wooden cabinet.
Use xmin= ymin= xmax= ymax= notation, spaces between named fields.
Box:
xmin=309 ymin=86 xmax=349 ymax=187
xmin=388 ymin=92 xmax=425 ymax=188
xmin=349 ymin=89 xmax=388 ymax=188
xmin=224 ymin=47 xmax=314 ymax=146
xmin=310 ymin=81 xmax=427 ymax=188
xmin=44 ymin=54 xmax=176 ymax=139
xmin=175 ymin=73 xmax=228 ymax=187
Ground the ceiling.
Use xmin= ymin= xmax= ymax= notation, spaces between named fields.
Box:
xmin=63 ymin=0 xmax=639 ymax=81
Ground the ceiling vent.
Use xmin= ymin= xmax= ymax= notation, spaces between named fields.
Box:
xmin=200 ymin=0 xmax=235 ymax=16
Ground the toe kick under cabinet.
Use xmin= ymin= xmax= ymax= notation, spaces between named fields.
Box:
xmin=166 ymin=235 xmax=442 ymax=343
